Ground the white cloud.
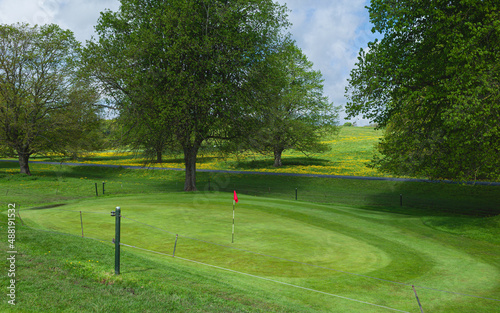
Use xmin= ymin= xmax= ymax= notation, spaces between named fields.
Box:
xmin=0 ymin=0 xmax=41 ymax=25
xmin=276 ymin=0 xmax=378 ymax=125
xmin=0 ymin=0 xmax=377 ymax=125
xmin=0 ymin=0 xmax=120 ymax=42
xmin=54 ymin=1 xmax=120 ymax=42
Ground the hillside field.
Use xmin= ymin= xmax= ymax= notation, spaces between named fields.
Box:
xmin=28 ymin=126 xmax=385 ymax=178
xmin=1 ymin=126 xmax=499 ymax=312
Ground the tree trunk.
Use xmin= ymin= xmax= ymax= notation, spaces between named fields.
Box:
xmin=156 ymin=149 xmax=162 ymax=163
xmin=273 ymin=148 xmax=284 ymax=167
xmin=18 ymin=151 xmax=31 ymax=176
xmin=183 ymin=144 xmax=199 ymax=191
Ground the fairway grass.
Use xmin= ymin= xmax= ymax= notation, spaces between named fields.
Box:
xmin=18 ymin=192 xmax=500 ymax=312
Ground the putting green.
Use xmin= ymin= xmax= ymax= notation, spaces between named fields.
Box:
xmin=22 ymin=192 xmax=500 ymax=312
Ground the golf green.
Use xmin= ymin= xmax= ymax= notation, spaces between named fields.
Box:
xmin=21 ymin=192 xmax=500 ymax=312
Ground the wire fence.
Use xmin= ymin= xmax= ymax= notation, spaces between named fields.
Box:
xmin=206 ymin=181 xmax=500 ymax=216
xmin=3 ymin=164 xmax=499 ymax=217
xmin=17 ymin=207 xmax=500 ymax=313
xmin=119 ymin=242 xmax=411 ymax=313
xmin=80 ymin=177 xmax=500 ymax=217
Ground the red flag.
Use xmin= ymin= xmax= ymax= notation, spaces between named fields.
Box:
xmin=233 ymin=190 xmax=238 ymax=203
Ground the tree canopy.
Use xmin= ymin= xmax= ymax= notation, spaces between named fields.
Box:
xmin=240 ymin=40 xmax=339 ymax=167
xmin=0 ymin=23 xmax=102 ymax=175
xmin=345 ymin=0 xmax=500 ymax=181
xmin=84 ymin=0 xmax=290 ymax=190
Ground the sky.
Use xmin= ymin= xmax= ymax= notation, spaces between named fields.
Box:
xmin=0 ymin=0 xmax=378 ymax=125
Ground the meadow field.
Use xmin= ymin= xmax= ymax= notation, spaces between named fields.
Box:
xmin=1 ymin=126 xmax=499 ymax=312
xmin=30 ymin=126 xmax=385 ymax=177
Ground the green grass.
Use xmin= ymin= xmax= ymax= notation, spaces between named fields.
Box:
xmin=0 ymin=212 xmax=306 ymax=312
xmin=8 ymin=192 xmax=500 ymax=312
xmin=16 ymin=126 xmax=384 ymax=177
xmin=1 ymin=127 xmax=500 ymax=312
xmin=1 ymin=160 xmax=499 ymax=216
xmin=209 ymin=126 xmax=383 ymax=176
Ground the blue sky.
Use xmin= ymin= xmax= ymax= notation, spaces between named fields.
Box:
xmin=0 ymin=0 xmax=378 ymax=125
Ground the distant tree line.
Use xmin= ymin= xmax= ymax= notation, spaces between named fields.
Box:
xmin=5 ymin=0 xmax=493 ymax=186
xmin=0 ymin=0 xmax=339 ymax=191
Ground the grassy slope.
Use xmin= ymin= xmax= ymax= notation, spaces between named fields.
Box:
xmin=209 ymin=126 xmax=384 ymax=176
xmin=8 ymin=193 xmax=500 ymax=312
xmin=0 ymin=212 xmax=311 ymax=313
xmin=0 ymin=126 xmax=499 ymax=312
xmin=20 ymin=126 xmax=384 ymax=177
xmin=1 ymin=160 xmax=499 ymax=216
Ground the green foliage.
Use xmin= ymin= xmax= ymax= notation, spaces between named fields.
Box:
xmin=84 ymin=0 xmax=290 ymax=190
xmin=115 ymin=97 xmax=180 ymax=164
xmin=0 ymin=23 xmax=103 ymax=174
xmin=237 ymin=40 xmax=340 ymax=166
xmin=346 ymin=0 xmax=500 ymax=181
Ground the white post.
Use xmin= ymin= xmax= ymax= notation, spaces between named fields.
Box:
xmin=232 ymin=201 xmax=235 ymax=243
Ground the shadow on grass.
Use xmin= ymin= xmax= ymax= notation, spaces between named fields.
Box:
xmin=0 ymin=161 xmax=17 ymax=169
xmin=5 ymin=159 xmax=499 ymax=218
xmin=2 ymin=159 xmax=188 ymax=186
xmin=365 ymin=181 xmax=500 ymax=217
xmin=201 ymin=172 xmax=500 ymax=217
xmin=234 ymin=157 xmax=332 ymax=170
xmin=80 ymin=154 xmax=138 ymax=162
xmin=27 ymin=203 xmax=67 ymax=210
xmin=152 ymin=156 xmax=221 ymax=165
xmin=85 ymin=155 xmax=222 ymax=166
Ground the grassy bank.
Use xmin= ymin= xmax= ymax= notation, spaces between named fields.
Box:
xmin=4 ymin=192 xmax=500 ymax=312
xmin=0 ymin=125 xmax=499 ymax=312
xmin=0 ymin=212 xmax=310 ymax=312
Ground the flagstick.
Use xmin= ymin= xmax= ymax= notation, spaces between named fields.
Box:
xmin=232 ymin=200 xmax=235 ymax=243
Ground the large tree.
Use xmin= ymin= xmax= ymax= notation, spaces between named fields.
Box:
xmin=241 ymin=40 xmax=339 ymax=167
xmin=84 ymin=0 xmax=289 ymax=190
xmin=0 ymin=23 xmax=102 ymax=175
xmin=345 ymin=0 xmax=500 ymax=181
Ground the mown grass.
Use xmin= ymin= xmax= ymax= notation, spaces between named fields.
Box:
xmin=1 ymin=126 xmax=499 ymax=312
xmin=0 ymin=212 xmax=311 ymax=312
xmin=1 ymin=160 xmax=499 ymax=217
xmin=8 ymin=192 xmax=500 ymax=312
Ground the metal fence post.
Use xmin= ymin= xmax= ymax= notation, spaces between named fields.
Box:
xmin=80 ymin=211 xmax=84 ymax=237
xmin=173 ymin=234 xmax=178 ymax=257
xmin=111 ymin=207 xmax=121 ymax=275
